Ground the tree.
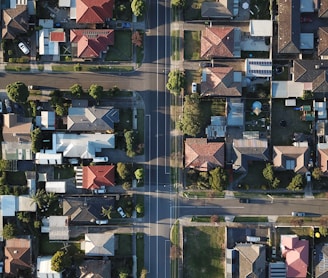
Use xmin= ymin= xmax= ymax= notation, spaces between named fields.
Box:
xmin=51 ymin=250 xmax=71 ymax=272
xmin=125 ymin=130 xmax=136 ymax=157
xmin=319 ymin=226 xmax=328 ymax=237
xmin=172 ymin=0 xmax=185 ymax=7
xmin=31 ymin=128 xmax=43 ymax=153
xmin=2 ymin=223 xmax=15 ymax=240
xmin=30 ymin=189 xmax=46 ymax=209
xmin=210 ymin=215 xmax=219 ymax=223
xmin=89 ymin=84 xmax=103 ymax=100
xmin=101 ymin=206 xmax=113 ymax=219
xmin=209 ymin=167 xmax=227 ymax=191
xmin=122 ymin=181 xmax=132 ymax=190
xmin=312 ymin=167 xmax=322 ymax=180
xmin=197 ymin=171 xmax=210 ymax=189
xmin=117 ymin=162 xmax=131 ymax=180
xmin=55 ymin=103 xmax=67 ymax=116
xmin=6 ymin=81 xmax=29 ymax=103
xmin=50 ymin=90 xmax=63 ymax=107
xmin=140 ymin=268 xmax=148 ymax=278
xmin=135 ymin=203 xmax=144 ymax=214
xmin=272 ymin=177 xmax=280 ymax=189
xmin=287 ymin=174 xmax=303 ymax=191
xmin=166 ymin=70 xmax=185 ymax=96
xmin=132 ymin=31 xmax=143 ymax=47
xmin=178 ymin=93 xmax=202 ymax=136
xmin=0 ymin=160 xmax=9 ymax=172
xmin=70 ymin=84 xmax=83 ymax=97
xmin=263 ymin=163 xmax=274 ymax=184
xmin=134 ymin=168 xmax=144 ymax=181
xmin=119 ymin=270 xmax=129 ymax=278
xmin=17 ymin=212 xmax=30 ymax=223
xmin=131 ymin=0 xmax=145 ymax=17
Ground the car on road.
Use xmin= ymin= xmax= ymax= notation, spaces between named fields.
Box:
xmin=305 ymin=171 xmax=311 ymax=182
xmin=96 ymin=219 xmax=108 ymax=225
xmin=192 ymin=82 xmax=197 ymax=93
xmin=117 ymin=207 xmax=126 ymax=218
xmin=18 ymin=42 xmax=30 ymax=55
xmin=292 ymin=211 xmax=306 ymax=217
xmin=239 ymin=198 xmax=250 ymax=203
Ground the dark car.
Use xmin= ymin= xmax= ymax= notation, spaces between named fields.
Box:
xmin=239 ymin=198 xmax=250 ymax=203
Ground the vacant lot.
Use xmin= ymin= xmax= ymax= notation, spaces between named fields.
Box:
xmin=183 ymin=226 xmax=225 ymax=278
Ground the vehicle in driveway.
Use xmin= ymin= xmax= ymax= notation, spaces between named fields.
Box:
xmin=117 ymin=207 xmax=126 ymax=218
xmin=18 ymin=42 xmax=29 ymax=54
xmin=4 ymin=99 xmax=12 ymax=113
xmin=92 ymin=156 xmax=108 ymax=163
xmin=292 ymin=212 xmax=306 ymax=217
xmin=92 ymin=186 xmax=106 ymax=194
xmin=96 ymin=219 xmax=108 ymax=225
xmin=0 ymin=101 xmax=3 ymax=113
xmin=192 ymin=82 xmax=197 ymax=93
xmin=305 ymin=171 xmax=311 ymax=182
xmin=239 ymin=198 xmax=250 ymax=203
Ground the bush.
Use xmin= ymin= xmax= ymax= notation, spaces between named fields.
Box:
xmin=122 ymin=182 xmax=132 ymax=190
xmin=74 ymin=63 xmax=82 ymax=71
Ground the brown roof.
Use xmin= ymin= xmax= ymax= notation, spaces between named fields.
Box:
xmin=2 ymin=114 xmax=32 ymax=143
xmin=5 ymin=238 xmax=31 ymax=275
xmin=318 ymin=27 xmax=328 ymax=56
xmin=201 ymin=26 xmax=235 ymax=58
xmin=2 ymin=5 xmax=28 ymax=40
xmin=273 ymin=146 xmax=310 ymax=173
xmin=318 ymin=146 xmax=328 ymax=175
xmin=200 ymin=67 xmax=242 ymax=97
xmin=50 ymin=31 xmax=66 ymax=42
xmin=319 ymin=0 xmax=328 ymax=18
xmin=277 ymin=0 xmax=300 ymax=54
xmin=184 ymin=138 xmax=224 ymax=171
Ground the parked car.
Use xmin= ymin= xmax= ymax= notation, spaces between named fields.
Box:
xmin=28 ymin=85 xmax=39 ymax=90
xmin=0 ymin=101 xmax=3 ymax=113
xmin=192 ymin=82 xmax=197 ymax=93
xmin=305 ymin=171 xmax=311 ymax=182
xmin=239 ymin=198 xmax=250 ymax=203
xmin=68 ymin=158 xmax=79 ymax=165
xmin=199 ymin=61 xmax=212 ymax=68
xmin=96 ymin=219 xmax=108 ymax=225
xmin=92 ymin=156 xmax=108 ymax=163
xmin=93 ymin=186 xmax=106 ymax=194
xmin=4 ymin=99 xmax=12 ymax=113
xmin=292 ymin=212 xmax=306 ymax=217
xmin=18 ymin=42 xmax=30 ymax=55
xmin=117 ymin=207 xmax=127 ymax=218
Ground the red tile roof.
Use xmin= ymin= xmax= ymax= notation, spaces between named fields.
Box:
xmin=5 ymin=238 xmax=31 ymax=276
xmin=82 ymin=165 xmax=115 ymax=190
xmin=318 ymin=147 xmax=328 ymax=175
xmin=70 ymin=29 xmax=114 ymax=58
xmin=281 ymin=235 xmax=308 ymax=278
xmin=50 ymin=31 xmax=66 ymax=42
xmin=201 ymin=26 xmax=235 ymax=58
xmin=184 ymin=138 xmax=224 ymax=171
xmin=76 ymin=0 xmax=114 ymax=24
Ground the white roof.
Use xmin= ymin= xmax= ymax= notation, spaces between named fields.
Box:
xmin=49 ymin=216 xmax=69 ymax=240
xmin=35 ymin=152 xmax=63 ymax=165
xmin=271 ymin=81 xmax=305 ymax=98
xmin=249 ymin=20 xmax=272 ymax=37
xmin=54 ymin=133 xmax=115 ymax=158
xmin=45 ymin=181 xmax=66 ymax=193
xmin=300 ymin=0 xmax=314 ymax=12
xmin=59 ymin=0 xmax=70 ymax=7
xmin=37 ymin=256 xmax=62 ymax=278
xmin=39 ymin=29 xmax=60 ymax=56
xmin=18 ymin=196 xmax=36 ymax=212
xmin=1 ymin=195 xmax=16 ymax=216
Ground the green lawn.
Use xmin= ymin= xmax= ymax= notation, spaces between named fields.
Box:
xmin=171 ymin=30 xmax=180 ymax=61
xmin=184 ymin=0 xmax=215 ymax=20
xmin=136 ymin=109 xmax=144 ymax=148
xmin=54 ymin=166 xmax=75 ymax=179
xmin=271 ymin=99 xmax=311 ymax=145
xmin=240 ymin=161 xmax=267 ymax=189
xmin=105 ymin=31 xmax=132 ymax=61
xmin=183 ymin=226 xmax=225 ymax=278
xmin=39 ymin=234 xmax=64 ymax=255
xmin=116 ymin=234 xmax=132 ymax=256
xmin=234 ymin=216 xmax=268 ymax=222
xmin=136 ymin=233 xmax=144 ymax=276
xmin=184 ymin=31 xmax=201 ymax=60
xmin=5 ymin=64 xmax=30 ymax=71
xmin=52 ymin=64 xmax=134 ymax=72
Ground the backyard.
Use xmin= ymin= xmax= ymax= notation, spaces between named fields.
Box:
xmin=183 ymin=0 xmax=215 ymax=21
xmin=183 ymin=226 xmax=225 ymax=278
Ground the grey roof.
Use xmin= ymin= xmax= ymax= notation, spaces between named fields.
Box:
xmin=85 ymin=233 xmax=115 ymax=256
xmin=67 ymin=106 xmax=119 ymax=132
xmin=277 ymin=0 xmax=300 ymax=54
xmin=318 ymin=27 xmax=328 ymax=57
xmin=319 ymin=0 xmax=328 ymax=18
xmin=201 ymin=2 xmax=232 ymax=18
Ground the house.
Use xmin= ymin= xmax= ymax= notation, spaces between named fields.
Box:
xmin=319 ymin=0 xmax=328 ymax=18
xmin=184 ymin=138 xmax=225 ymax=171
xmin=201 ymin=26 xmax=241 ymax=59
xmin=2 ymin=113 xmax=33 ymax=160
xmin=35 ymin=111 xmax=56 ymax=130
xmin=206 ymin=116 xmax=226 ymax=139
xmin=232 ymin=131 xmax=269 ymax=172
xmin=82 ymin=165 xmax=115 ymax=190
xmin=271 ymin=81 xmax=305 ymax=99
xmin=249 ymin=20 xmax=272 ymax=37
xmin=2 ymin=5 xmax=28 ymax=39
xmin=315 ymin=244 xmax=328 ymax=277
xmin=1 ymin=195 xmax=36 ymax=217
xmin=277 ymin=0 xmax=300 ymax=54
xmin=37 ymin=256 xmax=62 ymax=278
xmin=67 ymin=106 xmax=119 ymax=132
xmin=76 ymin=0 xmax=114 ymax=24
xmin=70 ymin=29 xmax=114 ymax=58
xmin=280 ymin=235 xmax=308 ymax=278
xmin=78 ymin=259 xmax=111 ymax=278
xmin=201 ymin=1 xmax=234 ymax=19
xmin=318 ymin=143 xmax=328 ymax=175
xmin=227 ymin=98 xmax=244 ymax=126
xmin=245 ymin=59 xmax=272 ymax=78
xmin=225 ymin=243 xmax=266 ymax=278
xmin=5 ymin=237 xmax=32 ymax=276
xmin=273 ymin=145 xmax=310 ymax=173
xmin=318 ymin=27 xmax=328 ymax=60
xmin=45 ymin=181 xmax=67 ymax=193
xmin=63 ymin=196 xmax=115 ymax=224
xmin=49 ymin=216 xmax=70 ymax=240
xmin=200 ymin=67 xmax=242 ymax=97
xmin=84 ymin=233 xmax=115 ymax=256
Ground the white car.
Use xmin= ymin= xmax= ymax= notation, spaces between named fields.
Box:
xmin=117 ymin=207 xmax=126 ymax=218
xmin=0 ymin=101 xmax=3 ymax=113
xmin=92 ymin=186 xmax=106 ymax=194
xmin=96 ymin=219 xmax=108 ymax=225
xmin=192 ymin=82 xmax=197 ymax=93
xmin=292 ymin=212 xmax=306 ymax=217
xmin=18 ymin=42 xmax=29 ymax=55
xmin=92 ymin=156 xmax=109 ymax=163
xmin=305 ymin=171 xmax=311 ymax=182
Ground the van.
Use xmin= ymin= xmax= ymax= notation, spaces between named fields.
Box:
xmin=92 ymin=156 xmax=108 ymax=163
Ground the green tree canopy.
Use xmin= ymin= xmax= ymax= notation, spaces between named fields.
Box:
xmin=287 ymin=174 xmax=303 ymax=191
xmin=124 ymin=130 xmax=136 ymax=157
xmin=131 ymin=0 xmax=145 ymax=16
xmin=70 ymin=84 xmax=83 ymax=97
xmin=319 ymin=226 xmax=328 ymax=237
xmin=117 ymin=162 xmax=131 ymax=180
xmin=89 ymin=84 xmax=103 ymax=100
xmin=209 ymin=167 xmax=227 ymax=191
xmin=263 ymin=163 xmax=274 ymax=183
xmin=172 ymin=0 xmax=185 ymax=7
xmin=166 ymin=70 xmax=185 ymax=95
xmin=51 ymin=250 xmax=71 ymax=272
xmin=55 ymin=103 xmax=67 ymax=116
xmin=31 ymin=128 xmax=43 ymax=154
xmin=312 ymin=167 xmax=322 ymax=180
xmin=2 ymin=223 xmax=15 ymax=240
xmin=135 ymin=203 xmax=144 ymax=214
xmin=134 ymin=168 xmax=144 ymax=181
xmin=178 ymin=93 xmax=202 ymax=136
xmin=6 ymin=81 xmax=29 ymax=103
